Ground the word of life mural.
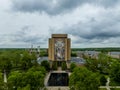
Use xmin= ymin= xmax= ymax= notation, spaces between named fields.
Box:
xmin=48 ymin=34 xmax=71 ymax=61
xmin=55 ymin=39 xmax=65 ymax=60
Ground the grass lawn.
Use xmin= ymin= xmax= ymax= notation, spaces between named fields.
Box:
xmin=110 ymin=88 xmax=120 ymax=90
xmin=99 ymin=88 xmax=120 ymax=90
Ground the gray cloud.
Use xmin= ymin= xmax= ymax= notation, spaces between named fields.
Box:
xmin=66 ymin=22 xmax=120 ymax=44
xmin=12 ymin=26 xmax=48 ymax=45
xmin=1 ymin=0 xmax=120 ymax=48
xmin=0 ymin=27 xmax=48 ymax=48
xmin=48 ymin=6 xmax=120 ymax=45
xmin=11 ymin=0 xmax=120 ymax=15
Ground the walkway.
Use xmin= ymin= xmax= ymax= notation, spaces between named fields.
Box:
xmin=4 ymin=70 xmax=7 ymax=83
xmin=99 ymin=77 xmax=120 ymax=90
xmin=106 ymin=77 xmax=110 ymax=90
xmin=46 ymin=86 xmax=69 ymax=90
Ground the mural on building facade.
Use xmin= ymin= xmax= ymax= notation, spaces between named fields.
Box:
xmin=55 ymin=39 xmax=65 ymax=60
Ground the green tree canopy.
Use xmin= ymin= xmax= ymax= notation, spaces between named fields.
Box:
xmin=100 ymin=75 xmax=107 ymax=86
xmin=69 ymin=67 xmax=100 ymax=90
xmin=0 ymin=72 xmax=4 ymax=90
xmin=109 ymin=61 xmax=120 ymax=85
xmin=41 ymin=60 xmax=50 ymax=71
xmin=70 ymin=63 xmax=77 ymax=72
xmin=8 ymin=66 xmax=46 ymax=90
xmin=0 ymin=52 xmax=12 ymax=73
xmin=85 ymin=53 xmax=110 ymax=74
xmin=61 ymin=62 xmax=67 ymax=70
xmin=52 ymin=61 xmax=57 ymax=70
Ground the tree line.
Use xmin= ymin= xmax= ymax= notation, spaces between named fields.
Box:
xmin=0 ymin=49 xmax=50 ymax=90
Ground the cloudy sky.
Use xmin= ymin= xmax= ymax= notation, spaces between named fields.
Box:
xmin=0 ymin=0 xmax=120 ymax=48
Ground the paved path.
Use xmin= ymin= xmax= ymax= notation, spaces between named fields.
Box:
xmin=100 ymin=86 xmax=120 ymax=88
xmin=58 ymin=67 xmax=62 ymax=71
xmin=44 ymin=72 xmax=51 ymax=86
xmin=106 ymin=77 xmax=110 ymax=90
xmin=4 ymin=70 xmax=7 ymax=83
xmin=46 ymin=86 xmax=69 ymax=90
xmin=100 ymin=77 xmax=120 ymax=89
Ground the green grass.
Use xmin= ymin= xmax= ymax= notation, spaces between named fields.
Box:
xmin=110 ymin=88 xmax=120 ymax=90
xmin=111 ymin=89 xmax=120 ymax=90
xmin=99 ymin=88 xmax=120 ymax=90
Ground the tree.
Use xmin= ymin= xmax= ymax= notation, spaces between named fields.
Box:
xmin=61 ymin=62 xmax=67 ymax=70
xmin=17 ymin=84 xmax=31 ymax=90
xmin=40 ymin=50 xmax=48 ymax=57
xmin=30 ymin=52 xmax=38 ymax=66
xmin=109 ymin=61 xmax=120 ymax=85
xmin=8 ymin=71 xmax=22 ymax=90
xmin=85 ymin=53 xmax=110 ymax=74
xmin=10 ymin=51 xmax=21 ymax=68
xmin=52 ymin=61 xmax=57 ymax=70
xmin=8 ymin=66 xmax=46 ymax=90
xmin=71 ymin=52 xmax=77 ymax=57
xmin=20 ymin=52 xmax=33 ymax=70
xmin=0 ymin=53 xmax=12 ymax=74
xmin=100 ymin=75 xmax=107 ymax=86
xmin=69 ymin=67 xmax=100 ymax=90
xmin=85 ymin=58 xmax=98 ymax=72
xmin=70 ymin=63 xmax=77 ymax=72
xmin=0 ymin=71 xmax=4 ymax=90
xmin=41 ymin=61 xmax=50 ymax=71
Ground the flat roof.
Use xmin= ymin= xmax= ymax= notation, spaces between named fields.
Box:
xmin=52 ymin=34 xmax=67 ymax=38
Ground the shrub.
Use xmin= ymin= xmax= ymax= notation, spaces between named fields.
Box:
xmin=100 ymin=75 xmax=107 ymax=86
xmin=52 ymin=61 xmax=57 ymax=70
xmin=70 ymin=63 xmax=77 ymax=72
xmin=41 ymin=60 xmax=50 ymax=71
xmin=62 ymin=62 xmax=67 ymax=70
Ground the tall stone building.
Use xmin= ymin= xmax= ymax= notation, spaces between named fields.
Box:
xmin=48 ymin=34 xmax=71 ymax=68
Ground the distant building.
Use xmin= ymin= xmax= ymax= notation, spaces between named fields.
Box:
xmin=108 ymin=52 xmax=120 ymax=59
xmin=28 ymin=45 xmax=40 ymax=58
xmin=77 ymin=51 xmax=100 ymax=59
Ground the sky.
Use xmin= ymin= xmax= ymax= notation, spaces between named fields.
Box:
xmin=0 ymin=0 xmax=120 ymax=48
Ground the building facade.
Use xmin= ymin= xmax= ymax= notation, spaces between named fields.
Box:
xmin=48 ymin=34 xmax=71 ymax=61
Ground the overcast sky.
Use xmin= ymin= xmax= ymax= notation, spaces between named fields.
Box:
xmin=0 ymin=0 xmax=120 ymax=48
